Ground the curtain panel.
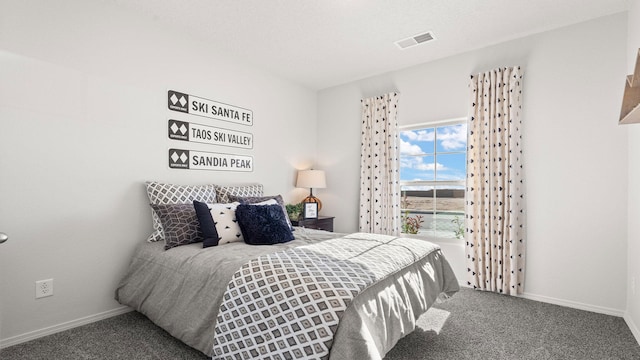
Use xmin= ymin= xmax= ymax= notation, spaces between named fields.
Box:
xmin=466 ymin=67 xmax=525 ymax=295
xmin=359 ymin=92 xmax=400 ymax=235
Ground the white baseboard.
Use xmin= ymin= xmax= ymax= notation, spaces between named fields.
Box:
xmin=0 ymin=306 xmax=132 ymax=349
xmin=519 ymin=292 xmax=625 ymax=317
xmin=458 ymin=286 xmax=625 ymax=317
xmin=624 ymin=312 xmax=640 ymax=345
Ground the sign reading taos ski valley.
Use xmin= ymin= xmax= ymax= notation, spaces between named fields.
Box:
xmin=167 ymin=90 xmax=253 ymax=126
xmin=169 ymin=149 xmax=253 ymax=172
xmin=168 ymin=120 xmax=253 ymax=149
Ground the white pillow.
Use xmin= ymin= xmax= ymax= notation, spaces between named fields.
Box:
xmin=209 ymin=202 xmax=243 ymax=245
xmin=255 ymin=199 xmax=278 ymax=206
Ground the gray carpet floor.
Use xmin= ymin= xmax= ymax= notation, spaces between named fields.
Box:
xmin=2 ymin=288 xmax=639 ymax=359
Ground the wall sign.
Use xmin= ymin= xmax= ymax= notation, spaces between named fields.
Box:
xmin=168 ymin=120 xmax=253 ymax=149
xmin=169 ymin=148 xmax=253 ymax=172
xmin=168 ymin=90 xmax=253 ymax=126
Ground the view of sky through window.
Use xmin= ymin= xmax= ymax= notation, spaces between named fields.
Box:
xmin=400 ymin=123 xmax=467 ymax=184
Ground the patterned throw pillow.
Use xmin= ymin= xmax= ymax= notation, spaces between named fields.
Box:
xmin=145 ymin=182 xmax=217 ymax=242
xmin=235 ymin=204 xmax=295 ymax=245
xmin=214 ymin=184 xmax=263 ymax=204
xmin=209 ymin=202 xmax=244 ymax=245
xmin=228 ymin=194 xmax=293 ymax=230
xmin=150 ymin=204 xmax=203 ymax=250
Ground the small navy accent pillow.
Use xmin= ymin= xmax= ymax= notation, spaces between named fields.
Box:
xmin=235 ymin=204 xmax=295 ymax=245
xmin=193 ymin=200 xmax=220 ymax=248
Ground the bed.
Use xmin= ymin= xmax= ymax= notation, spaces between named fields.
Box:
xmin=115 ymin=227 xmax=458 ymax=359
xmin=115 ymin=182 xmax=459 ymax=359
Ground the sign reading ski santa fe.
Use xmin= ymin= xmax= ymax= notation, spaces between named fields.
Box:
xmin=169 ymin=149 xmax=253 ymax=172
xmin=168 ymin=90 xmax=252 ymax=126
xmin=168 ymin=120 xmax=253 ymax=149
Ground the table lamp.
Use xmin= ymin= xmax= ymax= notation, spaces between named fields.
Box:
xmin=296 ymin=169 xmax=326 ymax=211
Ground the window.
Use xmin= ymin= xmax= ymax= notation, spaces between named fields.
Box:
xmin=399 ymin=120 xmax=467 ymax=239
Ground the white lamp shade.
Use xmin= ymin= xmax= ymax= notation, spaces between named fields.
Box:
xmin=296 ymin=170 xmax=326 ymax=189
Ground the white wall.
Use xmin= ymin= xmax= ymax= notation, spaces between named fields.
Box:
xmin=0 ymin=0 xmax=316 ymax=345
xmin=626 ymin=0 xmax=640 ymax=343
xmin=318 ymin=13 xmax=629 ymax=314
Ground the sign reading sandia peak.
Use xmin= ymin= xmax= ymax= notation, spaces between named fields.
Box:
xmin=169 ymin=149 xmax=253 ymax=172
xmin=167 ymin=90 xmax=253 ymax=126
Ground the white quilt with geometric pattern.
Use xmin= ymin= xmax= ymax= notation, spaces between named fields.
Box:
xmin=212 ymin=232 xmax=440 ymax=360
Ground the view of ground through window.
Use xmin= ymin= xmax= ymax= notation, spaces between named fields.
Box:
xmin=400 ymin=122 xmax=466 ymax=239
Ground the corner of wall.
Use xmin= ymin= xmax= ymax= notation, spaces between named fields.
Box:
xmin=625 ymin=312 xmax=640 ymax=345
xmin=628 ymin=0 xmax=640 ymax=347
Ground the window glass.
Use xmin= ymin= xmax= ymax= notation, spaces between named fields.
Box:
xmin=400 ymin=121 xmax=466 ymax=240
xmin=435 ymin=153 xmax=466 ymax=181
xmin=399 ymin=155 xmax=435 ymax=181
xmin=435 ymin=124 xmax=466 ymax=153
xmin=400 ymin=129 xmax=435 ymax=154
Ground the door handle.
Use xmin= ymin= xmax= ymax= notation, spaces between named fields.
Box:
xmin=0 ymin=232 xmax=8 ymax=244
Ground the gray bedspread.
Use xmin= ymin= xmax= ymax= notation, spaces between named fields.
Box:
xmin=115 ymin=228 xmax=459 ymax=359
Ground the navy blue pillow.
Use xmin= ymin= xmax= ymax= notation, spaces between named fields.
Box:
xmin=193 ymin=200 xmax=220 ymax=248
xmin=228 ymin=194 xmax=294 ymax=231
xmin=235 ymin=204 xmax=295 ymax=245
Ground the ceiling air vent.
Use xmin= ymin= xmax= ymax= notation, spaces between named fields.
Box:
xmin=395 ymin=31 xmax=436 ymax=50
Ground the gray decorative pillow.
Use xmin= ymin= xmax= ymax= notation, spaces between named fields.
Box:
xmin=229 ymin=194 xmax=293 ymax=230
xmin=214 ymin=184 xmax=263 ymax=203
xmin=145 ymin=182 xmax=217 ymax=242
xmin=150 ymin=203 xmax=203 ymax=250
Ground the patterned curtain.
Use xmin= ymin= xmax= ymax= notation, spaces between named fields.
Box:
xmin=466 ymin=67 xmax=525 ymax=295
xmin=359 ymin=92 xmax=400 ymax=235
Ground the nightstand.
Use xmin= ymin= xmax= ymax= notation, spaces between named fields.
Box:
xmin=291 ymin=216 xmax=334 ymax=232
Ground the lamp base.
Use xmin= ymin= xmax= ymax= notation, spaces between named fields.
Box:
xmin=302 ymin=195 xmax=322 ymax=211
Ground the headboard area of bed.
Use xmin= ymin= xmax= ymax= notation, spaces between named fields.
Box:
xmin=143 ymin=181 xmax=295 ymax=250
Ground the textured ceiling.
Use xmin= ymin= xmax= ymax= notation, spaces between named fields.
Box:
xmin=109 ymin=0 xmax=629 ymax=90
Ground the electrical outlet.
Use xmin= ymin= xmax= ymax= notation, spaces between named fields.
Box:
xmin=35 ymin=279 xmax=53 ymax=299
